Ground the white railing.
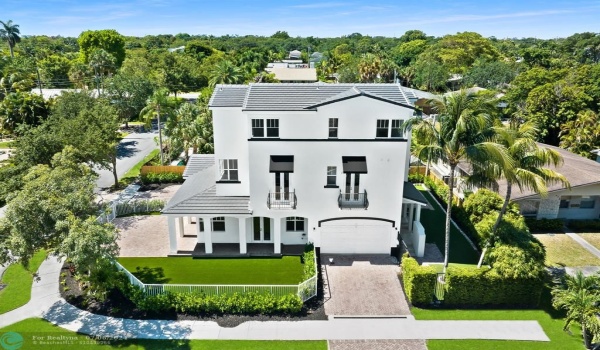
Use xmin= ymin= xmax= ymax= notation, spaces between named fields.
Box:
xmin=96 ymin=198 xmax=166 ymax=224
xmin=115 ymin=248 xmax=319 ymax=302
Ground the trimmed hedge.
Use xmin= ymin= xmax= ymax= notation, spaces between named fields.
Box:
xmin=140 ymin=172 xmax=184 ymax=184
xmin=525 ymin=217 xmax=565 ymax=233
xmin=401 ymin=255 xmax=437 ymax=305
xmin=126 ymin=287 xmax=303 ymax=315
xmin=301 ymin=249 xmax=316 ymax=281
xmin=567 ymin=219 xmax=600 ymax=232
xmin=443 ymin=265 xmax=544 ymax=307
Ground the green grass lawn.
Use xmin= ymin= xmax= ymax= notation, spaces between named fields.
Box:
xmin=413 ymin=307 xmax=583 ymax=350
xmin=419 ymin=189 xmax=480 ymax=264
xmin=0 ymin=250 xmax=47 ymax=314
xmin=0 ymin=318 xmax=327 ymax=350
xmin=534 ymin=234 xmax=600 ymax=267
xmin=0 ymin=140 xmax=15 ymax=148
xmin=117 ymin=256 xmax=305 ymax=285
xmin=118 ymin=149 xmax=159 ymax=187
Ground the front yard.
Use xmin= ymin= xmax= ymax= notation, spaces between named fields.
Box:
xmin=0 ymin=250 xmax=47 ymax=314
xmin=117 ymin=256 xmax=305 ymax=285
xmin=577 ymin=233 xmax=600 ymax=251
xmin=534 ymin=234 xmax=600 ymax=267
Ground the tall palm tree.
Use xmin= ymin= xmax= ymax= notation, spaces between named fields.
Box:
xmin=208 ymin=60 xmax=244 ymax=87
xmin=552 ymin=271 xmax=600 ymax=349
xmin=469 ymin=118 xmax=569 ymax=266
xmin=404 ymin=91 xmax=513 ymax=270
xmin=139 ymin=88 xmax=173 ymax=165
xmin=0 ymin=20 xmax=21 ymax=58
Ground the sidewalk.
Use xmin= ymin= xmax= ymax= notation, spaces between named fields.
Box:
xmin=1 ymin=257 xmax=550 ymax=342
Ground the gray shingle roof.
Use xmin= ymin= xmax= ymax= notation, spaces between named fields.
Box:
xmin=498 ymin=143 xmax=600 ymax=200
xmin=163 ymin=163 xmax=251 ymax=215
xmin=209 ymin=83 xmax=422 ymax=111
xmin=403 ymin=181 xmax=432 ymax=209
xmin=183 ymin=154 xmax=215 ymax=179
xmin=208 ymin=85 xmax=249 ymax=107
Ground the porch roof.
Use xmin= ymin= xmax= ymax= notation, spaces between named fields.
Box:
xmin=403 ymin=181 xmax=432 ymax=208
xmin=163 ymin=158 xmax=251 ymax=215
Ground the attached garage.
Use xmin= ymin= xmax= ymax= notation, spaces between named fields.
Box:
xmin=320 ymin=219 xmax=395 ymax=254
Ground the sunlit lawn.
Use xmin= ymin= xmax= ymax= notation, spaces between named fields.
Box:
xmin=0 ymin=250 xmax=47 ymax=314
xmin=534 ymin=234 xmax=600 ymax=267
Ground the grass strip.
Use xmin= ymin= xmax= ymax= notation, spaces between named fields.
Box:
xmin=0 ymin=250 xmax=47 ymax=314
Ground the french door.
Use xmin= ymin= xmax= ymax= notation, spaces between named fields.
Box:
xmin=345 ymin=173 xmax=360 ymax=200
xmin=253 ymin=217 xmax=272 ymax=242
xmin=274 ymin=172 xmax=290 ymax=200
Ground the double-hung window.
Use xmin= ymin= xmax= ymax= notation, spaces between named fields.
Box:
xmin=391 ymin=119 xmax=402 ymax=137
xmin=329 ymin=118 xmax=338 ymax=138
xmin=251 ymin=119 xmax=264 ymax=137
xmin=212 ymin=217 xmax=226 ymax=231
xmin=219 ymin=159 xmax=238 ymax=181
xmin=266 ymin=119 xmax=279 ymax=137
xmin=326 ymin=166 xmax=337 ymax=186
xmin=376 ymin=119 xmax=389 ymax=137
xmin=286 ymin=217 xmax=305 ymax=232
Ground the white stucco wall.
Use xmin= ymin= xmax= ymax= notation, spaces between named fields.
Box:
xmin=518 ymin=183 xmax=600 ymax=220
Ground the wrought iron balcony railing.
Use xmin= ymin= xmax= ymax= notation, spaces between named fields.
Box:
xmin=267 ymin=190 xmax=297 ymax=209
xmin=338 ymin=190 xmax=369 ymax=209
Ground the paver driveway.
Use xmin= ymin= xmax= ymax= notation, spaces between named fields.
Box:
xmin=322 ymin=255 xmax=411 ymax=316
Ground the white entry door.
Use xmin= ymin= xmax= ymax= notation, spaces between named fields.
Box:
xmin=253 ymin=217 xmax=272 ymax=242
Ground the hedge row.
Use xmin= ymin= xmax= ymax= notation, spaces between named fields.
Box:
xmin=525 ymin=218 xmax=565 ymax=232
xmin=302 ymin=249 xmax=316 ymax=281
xmin=444 ymin=265 xmax=544 ymax=307
xmin=401 ymin=255 xmax=437 ymax=305
xmin=126 ymin=287 xmax=303 ymax=315
xmin=567 ymin=219 xmax=600 ymax=232
xmin=141 ymin=172 xmax=184 ymax=184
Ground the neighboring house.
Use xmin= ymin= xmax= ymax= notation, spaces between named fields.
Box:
xmin=265 ymin=50 xmax=318 ymax=83
xmin=432 ymin=143 xmax=600 ymax=220
xmin=162 ymin=83 xmax=431 ymax=257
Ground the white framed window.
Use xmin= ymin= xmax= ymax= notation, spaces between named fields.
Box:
xmin=329 ymin=118 xmax=338 ymax=138
xmin=266 ymin=119 xmax=279 ymax=137
xmin=197 ymin=218 xmax=204 ymax=231
xmin=391 ymin=119 xmax=403 ymax=137
xmin=326 ymin=166 xmax=337 ymax=186
xmin=376 ymin=119 xmax=389 ymax=137
xmin=251 ymin=119 xmax=264 ymax=137
xmin=212 ymin=217 xmax=226 ymax=231
xmin=219 ymin=159 xmax=238 ymax=181
xmin=286 ymin=217 xmax=305 ymax=232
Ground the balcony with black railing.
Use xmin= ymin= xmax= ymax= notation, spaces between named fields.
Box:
xmin=338 ymin=190 xmax=369 ymax=209
xmin=267 ymin=190 xmax=297 ymax=209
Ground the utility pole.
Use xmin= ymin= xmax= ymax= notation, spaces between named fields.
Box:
xmin=157 ymin=104 xmax=164 ymax=165
xmin=35 ymin=66 xmax=43 ymax=95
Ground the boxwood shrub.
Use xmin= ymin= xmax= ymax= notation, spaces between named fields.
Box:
xmin=141 ymin=172 xmax=184 ymax=184
xmin=401 ymin=255 xmax=437 ymax=305
xmin=443 ymin=265 xmax=544 ymax=307
xmin=524 ymin=217 xmax=564 ymax=233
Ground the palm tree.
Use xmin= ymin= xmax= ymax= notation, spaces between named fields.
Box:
xmin=403 ymin=91 xmax=513 ymax=270
xmin=139 ymin=88 xmax=173 ymax=165
xmin=208 ymin=60 xmax=244 ymax=87
xmin=0 ymin=20 xmax=21 ymax=58
xmin=470 ymin=117 xmax=569 ymax=266
xmin=552 ymin=271 xmax=600 ymax=349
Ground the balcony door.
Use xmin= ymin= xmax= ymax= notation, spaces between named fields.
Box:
xmin=345 ymin=173 xmax=360 ymax=200
xmin=274 ymin=172 xmax=290 ymax=200
xmin=253 ymin=217 xmax=272 ymax=242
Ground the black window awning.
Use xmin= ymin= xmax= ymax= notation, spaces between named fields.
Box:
xmin=342 ymin=156 xmax=368 ymax=174
xmin=270 ymin=155 xmax=294 ymax=173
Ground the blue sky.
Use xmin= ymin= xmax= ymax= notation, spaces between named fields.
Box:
xmin=4 ymin=0 xmax=600 ymax=39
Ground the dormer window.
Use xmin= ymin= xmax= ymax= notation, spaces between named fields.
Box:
xmin=252 ymin=118 xmax=279 ymax=138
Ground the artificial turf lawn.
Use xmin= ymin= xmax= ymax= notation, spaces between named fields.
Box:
xmin=117 ymin=256 xmax=305 ymax=285
xmin=0 ymin=318 xmax=327 ymax=350
xmin=413 ymin=307 xmax=583 ymax=350
xmin=419 ymin=189 xmax=480 ymax=264
xmin=0 ymin=250 xmax=47 ymax=314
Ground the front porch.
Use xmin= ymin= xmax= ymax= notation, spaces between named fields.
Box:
xmin=189 ymin=243 xmax=305 ymax=257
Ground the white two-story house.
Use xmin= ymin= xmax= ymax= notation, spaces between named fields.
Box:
xmin=162 ymin=83 xmax=430 ymax=256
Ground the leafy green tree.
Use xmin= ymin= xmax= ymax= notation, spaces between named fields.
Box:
xmin=0 ymin=146 xmax=97 ymax=266
xmin=560 ymin=110 xmax=600 ymax=159
xmin=399 ymin=30 xmax=428 ymax=43
xmin=38 ymin=54 xmax=72 ymax=88
xmin=104 ymin=72 xmax=155 ymax=127
xmin=271 ymin=31 xmax=290 ymax=40
xmin=0 ymin=20 xmax=21 ymax=58
xmin=89 ymin=48 xmax=117 ymax=92
xmin=78 ymin=29 xmax=126 ymax=67
xmin=0 ymin=92 xmax=49 ymax=134
xmin=68 ymin=60 xmax=92 ymax=88
xmin=391 ymin=39 xmax=428 ymax=67
xmin=552 ymin=271 xmax=600 ymax=349
xmin=431 ymin=32 xmax=500 ymax=74
xmin=404 ymin=91 xmax=513 ymax=269
xmin=185 ymin=41 xmax=213 ymax=61
xmin=412 ymin=55 xmax=448 ymax=91
xmin=462 ymin=59 xmax=516 ymax=89
xmin=160 ymin=53 xmax=205 ymax=95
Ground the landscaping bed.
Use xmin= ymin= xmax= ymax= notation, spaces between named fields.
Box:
xmin=59 ymin=261 xmax=326 ymax=327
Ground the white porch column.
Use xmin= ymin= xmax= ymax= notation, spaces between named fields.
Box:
xmin=239 ymin=217 xmax=247 ymax=254
xmin=408 ymin=204 xmax=415 ymax=232
xmin=168 ymin=216 xmax=177 ymax=254
xmin=187 ymin=216 xmax=192 ymax=224
xmin=196 ymin=217 xmax=203 ymax=243
xmin=178 ymin=217 xmax=185 ymax=237
xmin=274 ymin=218 xmax=281 ymax=254
xmin=203 ymin=217 xmax=213 ymax=254
xmin=415 ymin=204 xmax=422 ymax=223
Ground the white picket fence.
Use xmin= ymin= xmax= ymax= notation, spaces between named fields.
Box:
xmin=114 ymin=251 xmax=319 ymax=302
xmin=96 ymin=198 xmax=166 ymax=224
